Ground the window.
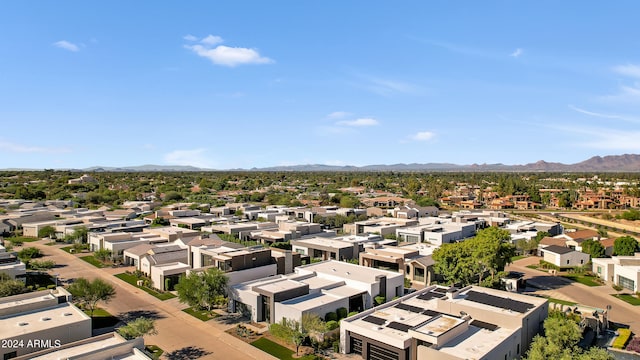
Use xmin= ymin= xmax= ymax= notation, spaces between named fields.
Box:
xmin=580 ymin=259 xmax=584 ymax=264
xmin=413 ymin=267 xmax=425 ymax=282
xmin=567 ymin=260 xmax=570 ymax=265
xmin=597 ymin=266 xmax=602 ymax=274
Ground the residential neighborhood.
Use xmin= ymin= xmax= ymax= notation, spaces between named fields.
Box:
xmin=1 ymin=170 xmax=640 ymax=359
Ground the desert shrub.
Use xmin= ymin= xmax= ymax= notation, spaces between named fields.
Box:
xmin=324 ymin=312 xmax=338 ymax=322
xmin=325 ymin=320 xmax=339 ymax=331
xmin=336 ymin=307 xmax=348 ymax=320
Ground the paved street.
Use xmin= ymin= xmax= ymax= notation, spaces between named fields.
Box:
xmin=507 ymin=256 xmax=640 ymax=333
xmin=25 ymin=240 xmax=276 ymax=360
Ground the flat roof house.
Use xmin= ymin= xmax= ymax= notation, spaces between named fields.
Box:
xmin=592 ymin=253 xmax=640 ymax=292
xmin=359 ymin=243 xmax=437 ymax=290
xmin=20 ymin=332 xmax=152 ymax=360
xmin=397 ymin=222 xmax=476 ymax=246
xmin=344 ymin=218 xmax=418 ymax=237
xmin=229 ymin=260 xmax=404 ymax=325
xmin=340 ymin=285 xmax=548 ymax=360
xmin=0 ymin=288 xmax=92 ymax=359
xmin=0 ymin=246 xmax=26 ymax=280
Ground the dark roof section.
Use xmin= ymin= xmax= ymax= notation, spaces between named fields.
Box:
xmin=432 ymin=287 xmax=448 ymax=294
xmin=465 ymin=290 xmax=534 ymax=314
xmin=387 ymin=321 xmax=413 ymax=332
xmin=362 ymin=315 xmax=386 ymax=326
xmin=543 ymin=245 xmax=575 ymax=254
xmin=395 ymin=303 xmax=424 ymax=313
xmin=470 ymin=319 xmax=499 ymax=331
xmin=422 ymin=309 xmax=444 ymax=317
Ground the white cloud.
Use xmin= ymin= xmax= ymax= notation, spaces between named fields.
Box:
xmin=0 ymin=140 xmax=70 ymax=153
xmin=183 ymin=34 xmax=198 ymax=42
xmin=365 ymin=76 xmax=419 ymax=96
xmin=556 ymin=125 xmax=640 ymax=151
xmin=337 ymin=118 xmax=379 ymax=127
xmin=185 ymin=43 xmax=273 ymax=67
xmin=326 ymin=111 xmax=351 ymax=119
xmin=613 ymin=64 xmax=640 ymax=79
xmin=201 ymin=35 xmax=224 ymax=45
xmin=569 ymin=105 xmax=639 ymax=122
xmin=53 ymin=40 xmax=79 ymax=52
xmin=510 ymin=48 xmax=523 ymax=57
xmin=410 ymin=131 xmax=435 ymax=141
xmin=600 ymin=84 xmax=640 ymax=103
xmin=163 ymin=149 xmax=214 ymax=168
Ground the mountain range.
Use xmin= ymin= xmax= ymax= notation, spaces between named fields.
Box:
xmin=4 ymin=154 xmax=640 ymax=172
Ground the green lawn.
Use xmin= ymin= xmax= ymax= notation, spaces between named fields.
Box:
xmin=613 ymin=294 xmax=640 ymax=306
xmin=250 ymin=338 xmax=317 ymax=360
xmin=182 ymin=307 xmax=220 ymax=321
xmin=79 ymin=255 xmax=105 ymax=268
xmin=144 ymin=345 xmax=164 ymax=360
xmin=526 ymin=264 xmax=539 ymax=270
xmin=561 ymin=274 xmax=601 ymax=287
xmin=114 ymin=273 xmax=176 ymax=300
xmin=60 ymin=246 xmax=73 ymax=253
xmin=511 ymin=255 xmax=527 ymax=262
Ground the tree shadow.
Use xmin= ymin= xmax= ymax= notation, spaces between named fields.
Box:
xmin=164 ymin=346 xmax=211 ymax=360
xmin=117 ymin=310 xmax=165 ymax=323
xmin=216 ymin=313 xmax=249 ymax=325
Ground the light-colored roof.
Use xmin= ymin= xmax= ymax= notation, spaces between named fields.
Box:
xmin=0 ymin=303 xmax=90 ymax=339
xmin=297 ymin=260 xmax=404 ymax=284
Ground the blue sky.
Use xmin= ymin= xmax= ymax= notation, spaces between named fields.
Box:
xmin=1 ymin=1 xmax=640 ymax=169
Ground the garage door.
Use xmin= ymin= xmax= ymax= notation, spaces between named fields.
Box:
xmin=369 ymin=343 xmax=399 ymax=360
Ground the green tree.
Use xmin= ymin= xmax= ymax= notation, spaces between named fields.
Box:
xmin=117 ymin=317 xmax=158 ymax=340
xmin=17 ymin=247 xmax=42 ymax=262
xmin=38 ymin=225 xmax=56 ymax=239
xmin=614 ymin=236 xmax=639 ymax=256
xmin=67 ymin=278 xmax=116 ymax=317
xmin=164 ymin=191 xmax=183 ymax=202
xmin=94 ymin=248 xmax=113 ymax=262
xmin=433 ymin=242 xmax=475 ymax=285
xmin=270 ymin=316 xmax=324 ymax=356
xmin=71 ymin=226 xmax=89 ymax=243
xmin=581 ymin=239 xmax=605 ymax=259
xmin=339 ymin=195 xmax=360 ymax=209
xmin=524 ymin=311 xmax=614 ymax=360
xmin=175 ymin=268 xmax=228 ymax=311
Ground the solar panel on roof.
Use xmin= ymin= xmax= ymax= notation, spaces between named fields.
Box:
xmin=432 ymin=287 xmax=448 ymax=294
xmin=387 ymin=321 xmax=413 ymax=332
xmin=362 ymin=315 xmax=386 ymax=326
xmin=395 ymin=303 xmax=424 ymax=313
xmin=422 ymin=309 xmax=443 ymax=317
xmin=470 ymin=319 xmax=499 ymax=331
xmin=465 ymin=290 xmax=534 ymax=313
